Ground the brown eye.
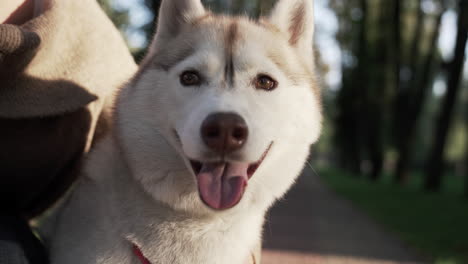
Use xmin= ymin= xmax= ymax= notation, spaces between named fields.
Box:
xmin=254 ymin=74 xmax=278 ymax=91
xmin=180 ymin=71 xmax=201 ymax=86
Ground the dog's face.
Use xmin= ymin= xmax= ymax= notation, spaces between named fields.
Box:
xmin=117 ymin=0 xmax=321 ymax=215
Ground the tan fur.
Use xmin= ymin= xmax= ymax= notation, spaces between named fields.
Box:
xmin=192 ymin=13 xmax=213 ymax=25
xmin=224 ymin=21 xmax=239 ymax=85
xmin=289 ymin=2 xmax=306 ymax=45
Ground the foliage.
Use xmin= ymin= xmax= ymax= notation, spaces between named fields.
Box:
xmin=97 ymin=0 xmax=130 ymax=34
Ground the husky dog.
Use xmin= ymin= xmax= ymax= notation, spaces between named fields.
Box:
xmin=50 ymin=0 xmax=321 ymax=263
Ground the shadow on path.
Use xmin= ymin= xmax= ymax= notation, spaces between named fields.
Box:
xmin=262 ymin=167 xmax=427 ymax=264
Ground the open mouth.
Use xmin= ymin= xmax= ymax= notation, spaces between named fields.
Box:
xmin=189 ymin=142 xmax=273 ymax=210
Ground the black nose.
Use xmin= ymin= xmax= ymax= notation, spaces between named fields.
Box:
xmin=201 ymin=113 xmax=248 ymax=154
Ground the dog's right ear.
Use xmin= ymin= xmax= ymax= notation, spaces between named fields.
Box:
xmin=267 ymin=0 xmax=315 ymax=62
xmin=154 ymin=0 xmax=206 ymax=43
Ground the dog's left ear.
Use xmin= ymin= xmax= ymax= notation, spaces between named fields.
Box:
xmin=154 ymin=0 xmax=206 ymax=43
xmin=268 ymin=0 xmax=314 ymax=59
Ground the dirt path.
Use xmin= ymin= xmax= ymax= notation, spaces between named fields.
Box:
xmin=261 ymin=167 xmax=427 ymax=264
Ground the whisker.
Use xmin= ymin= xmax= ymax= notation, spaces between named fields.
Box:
xmin=306 ymin=160 xmax=320 ymax=178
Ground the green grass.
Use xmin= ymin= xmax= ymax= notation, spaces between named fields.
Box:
xmin=378 ymin=171 xmax=465 ymax=197
xmin=318 ymin=168 xmax=468 ymax=264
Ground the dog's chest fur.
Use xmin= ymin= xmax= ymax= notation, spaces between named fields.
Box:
xmin=131 ymin=213 xmax=261 ymax=264
xmin=51 ymin=137 xmax=262 ymax=264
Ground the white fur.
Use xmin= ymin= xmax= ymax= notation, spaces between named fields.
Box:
xmin=50 ymin=0 xmax=321 ymax=263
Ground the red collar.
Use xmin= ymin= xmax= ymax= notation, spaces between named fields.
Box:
xmin=132 ymin=244 xmax=151 ymax=264
xmin=132 ymin=243 xmax=256 ymax=264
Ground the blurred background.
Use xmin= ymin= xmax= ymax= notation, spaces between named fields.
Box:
xmin=97 ymin=0 xmax=467 ymax=263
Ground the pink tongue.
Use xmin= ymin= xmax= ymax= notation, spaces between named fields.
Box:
xmin=196 ymin=162 xmax=249 ymax=210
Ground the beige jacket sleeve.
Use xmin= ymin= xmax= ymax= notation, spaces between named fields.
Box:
xmin=0 ymin=0 xmax=137 ymax=217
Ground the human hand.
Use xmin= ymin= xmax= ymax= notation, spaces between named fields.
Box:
xmin=1 ymin=0 xmax=34 ymax=25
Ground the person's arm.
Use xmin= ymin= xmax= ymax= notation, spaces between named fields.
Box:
xmin=1 ymin=0 xmax=34 ymax=25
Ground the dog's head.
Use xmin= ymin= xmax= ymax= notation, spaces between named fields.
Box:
xmin=117 ymin=0 xmax=321 ymax=215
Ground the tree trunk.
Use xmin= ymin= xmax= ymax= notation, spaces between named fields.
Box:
xmin=393 ymin=0 xmax=424 ymax=184
xmin=335 ymin=74 xmax=363 ymax=175
xmin=465 ymin=144 xmax=468 ymax=198
xmin=465 ymin=97 xmax=468 ymax=198
xmin=425 ymin=0 xmax=468 ymax=191
xmin=367 ymin=0 xmax=393 ymax=181
xmin=393 ymin=0 xmax=401 ymax=96
xmin=334 ymin=0 xmax=368 ymax=175
xmin=395 ymin=3 xmax=445 ymax=185
xmin=407 ymin=0 xmax=425 ymax=86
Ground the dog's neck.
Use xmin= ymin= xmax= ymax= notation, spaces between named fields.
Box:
xmin=89 ymin=135 xmax=264 ymax=263
xmin=119 ymin=203 xmax=263 ymax=264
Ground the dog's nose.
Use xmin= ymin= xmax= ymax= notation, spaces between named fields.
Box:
xmin=201 ymin=113 xmax=248 ymax=154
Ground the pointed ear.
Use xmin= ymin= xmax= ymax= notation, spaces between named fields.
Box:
xmin=268 ymin=0 xmax=314 ymax=57
xmin=154 ymin=0 xmax=206 ymax=42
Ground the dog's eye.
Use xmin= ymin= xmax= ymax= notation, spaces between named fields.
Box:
xmin=180 ymin=71 xmax=201 ymax=86
xmin=254 ymin=74 xmax=278 ymax=91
